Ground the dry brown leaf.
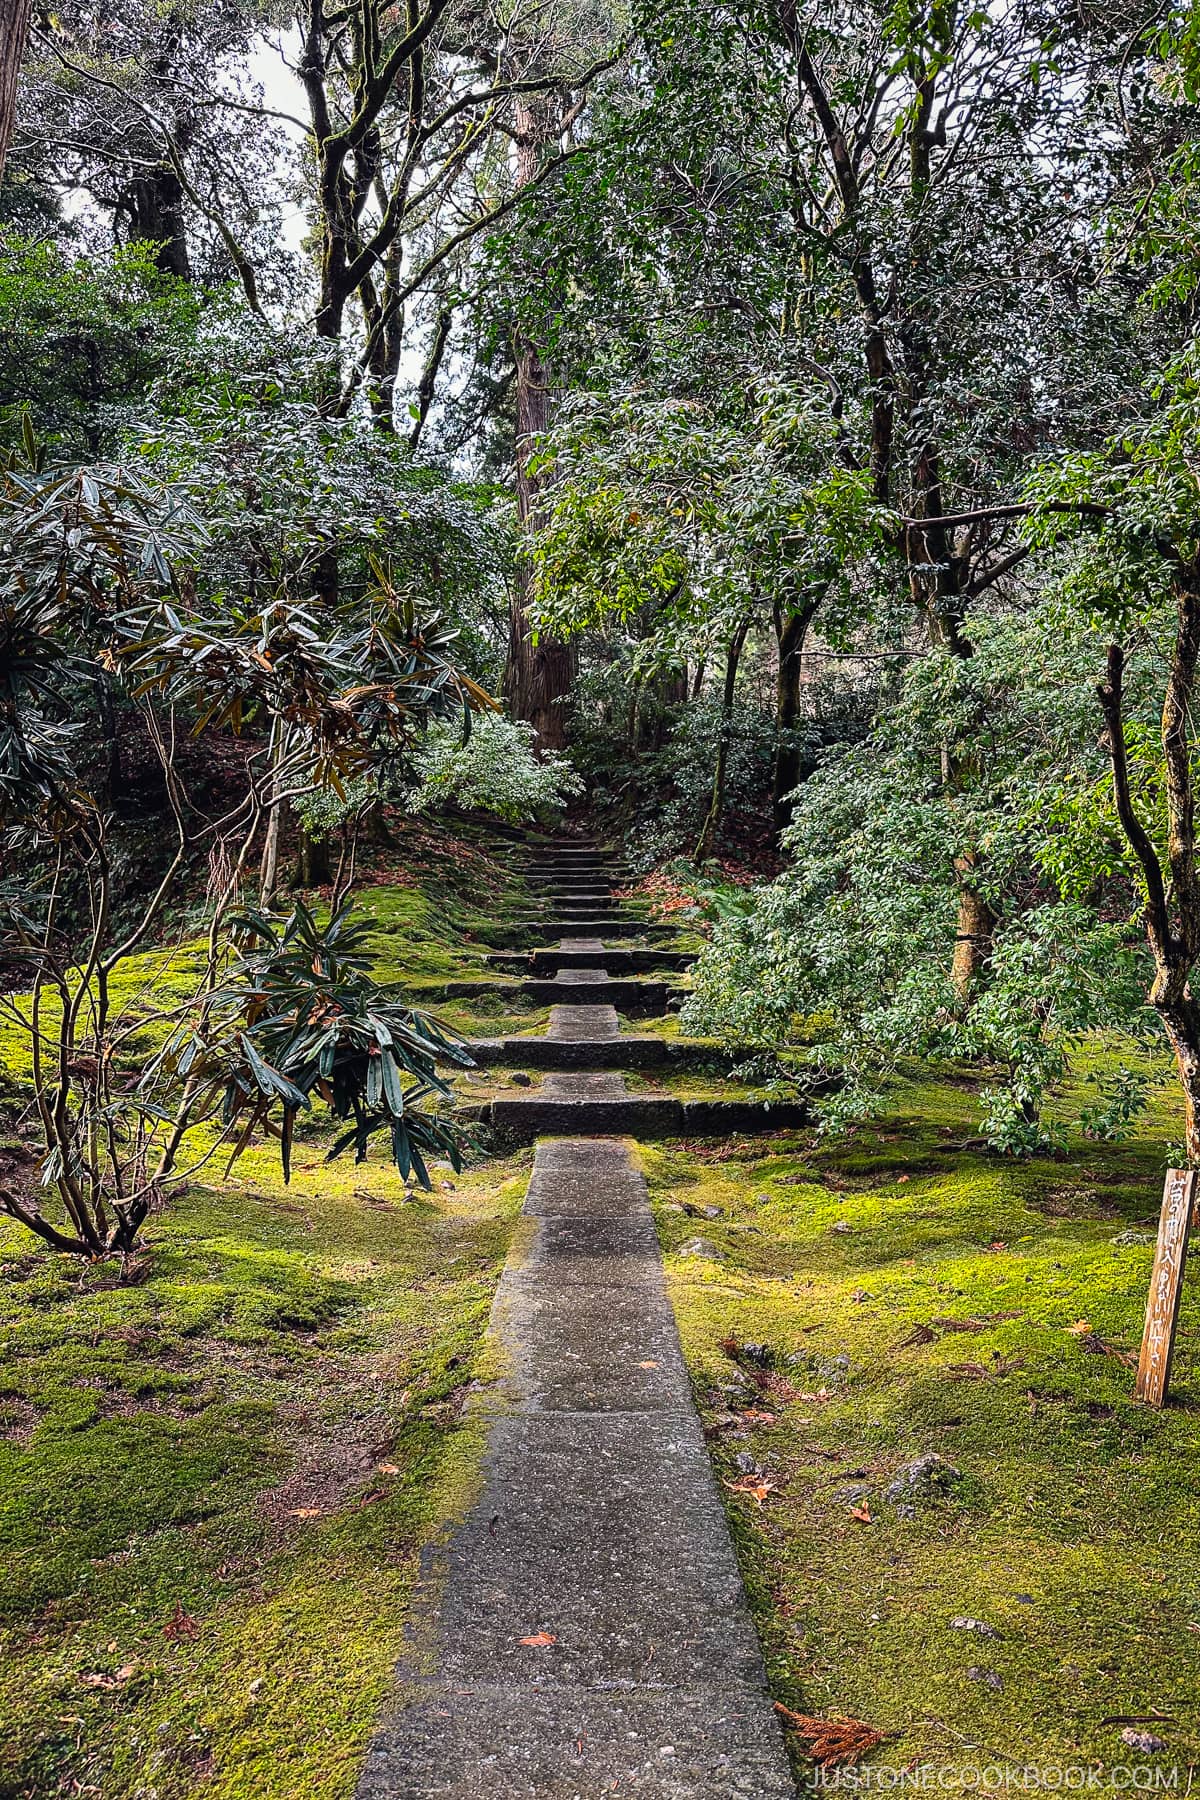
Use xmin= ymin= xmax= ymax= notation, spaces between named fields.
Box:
xmin=80 ymin=1665 xmax=136 ymax=1691
xmin=518 ymin=1631 xmax=557 ymax=1646
xmin=1067 ymin=1319 xmax=1094 ymax=1335
xmin=376 ymin=1463 xmax=401 ymax=1475
xmin=288 ymin=1507 xmax=323 ymax=1519
xmin=162 ymin=1602 xmax=199 ymax=1643
xmin=637 ymin=1360 xmax=659 ymax=1369
xmin=893 ymin=1322 xmax=937 ymax=1349
xmin=724 ymin=1475 xmax=780 ymax=1506
xmin=774 ymin=1703 xmax=885 ymax=1768
xmin=849 ymin=1504 xmax=873 ymax=1523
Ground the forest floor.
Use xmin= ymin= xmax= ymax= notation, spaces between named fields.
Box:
xmin=651 ymin=1063 xmax=1200 ymax=1779
xmin=1 ymin=832 xmax=1198 ymax=1793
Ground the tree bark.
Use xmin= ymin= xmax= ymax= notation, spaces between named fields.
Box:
xmin=950 ymin=852 xmax=995 ymax=1002
xmin=409 ymin=303 xmax=453 ymax=450
xmin=502 ymin=95 xmax=574 ymax=750
xmin=695 ymin=618 xmax=750 ymax=863
xmin=1161 ymin=1005 xmax=1200 ymax=1166
xmin=0 ymin=0 xmax=31 ymax=180
xmin=772 ymin=597 xmax=819 ymax=830
xmin=126 ymin=165 xmax=191 ymax=279
xmin=1098 ymin=578 xmax=1200 ymax=1163
xmin=297 ymin=828 xmax=332 ymax=888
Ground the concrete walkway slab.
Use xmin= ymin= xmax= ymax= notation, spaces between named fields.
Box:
xmin=359 ymin=847 xmax=794 ymax=1799
xmin=359 ymin=1138 xmax=794 ymax=1798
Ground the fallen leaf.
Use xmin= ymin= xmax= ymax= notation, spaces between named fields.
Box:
xmin=518 ymin=1631 xmax=557 ymax=1647
xmin=1121 ymin=1726 xmax=1169 ymax=1753
xmin=288 ymin=1507 xmax=323 ymax=1519
xmin=774 ymin=1703 xmax=884 ymax=1768
xmin=376 ymin=1462 xmax=401 ymax=1475
xmin=637 ymin=1360 xmax=659 ymax=1369
xmin=849 ymin=1504 xmax=873 ymax=1523
xmin=162 ymin=1601 xmax=199 ymax=1643
xmin=724 ymin=1475 xmax=780 ymax=1506
xmin=79 ymin=1665 xmax=136 ymax=1691
xmin=894 ymin=1323 xmax=937 ymax=1350
xmin=1067 ymin=1319 xmax=1094 ymax=1335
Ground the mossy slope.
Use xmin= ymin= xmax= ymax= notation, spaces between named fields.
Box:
xmin=647 ymin=1064 xmax=1200 ymax=1781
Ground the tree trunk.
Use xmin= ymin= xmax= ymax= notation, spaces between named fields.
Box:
xmin=772 ymin=598 xmax=819 ymax=830
xmin=1161 ymin=1005 xmax=1200 ymax=1167
xmin=297 ymin=829 xmax=332 ymax=888
xmin=502 ymin=96 xmax=574 ymax=750
xmin=127 ymin=165 xmax=191 ymax=279
xmin=950 ymin=852 xmax=995 ymax=1002
xmin=695 ymin=618 xmax=750 ymax=863
xmin=409 ymin=304 xmax=453 ymax=451
xmin=259 ymin=801 xmax=284 ymax=910
xmin=0 ymin=0 xmax=31 ymax=181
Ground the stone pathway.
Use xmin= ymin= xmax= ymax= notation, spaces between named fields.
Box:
xmin=358 ymin=843 xmax=795 ymax=1798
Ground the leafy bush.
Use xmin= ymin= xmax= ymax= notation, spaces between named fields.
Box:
xmin=407 ymin=712 xmax=583 ymax=822
xmin=684 ymin=610 xmax=1160 ymax=1151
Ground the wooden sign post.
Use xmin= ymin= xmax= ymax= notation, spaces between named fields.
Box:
xmin=1134 ymin=1168 xmax=1198 ymax=1408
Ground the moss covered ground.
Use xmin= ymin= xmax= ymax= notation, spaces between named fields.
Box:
xmin=0 ymin=1118 xmax=529 ymax=1799
xmin=0 ymin=819 xmax=543 ymax=1800
xmin=646 ymin=1059 xmax=1200 ymax=1784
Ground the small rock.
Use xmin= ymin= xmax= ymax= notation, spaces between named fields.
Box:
xmin=248 ymin=1678 xmax=264 ymax=1699
xmin=1120 ymin=1728 xmax=1168 ymax=1753
xmin=837 ymin=1483 xmax=873 ymax=1503
xmin=739 ymin=1342 xmax=773 ymax=1365
xmin=884 ymin=1453 xmax=962 ymax=1509
xmin=510 ymin=1072 xmax=533 ymax=1088
xmin=1111 ymin=1229 xmax=1155 ymax=1247
xmin=894 ymin=1503 xmax=917 ymax=1520
xmin=950 ymin=1617 xmax=1003 ymax=1639
xmin=702 ymin=1205 xmax=723 ymax=1219
xmin=1013 ymin=1593 xmax=1035 ymax=1605
xmin=830 ymin=1220 xmax=853 ymax=1234
xmin=734 ymin=1451 xmax=760 ymax=1475
xmin=678 ymin=1237 xmax=724 ymax=1261
xmin=968 ymin=1666 xmax=1004 ymax=1692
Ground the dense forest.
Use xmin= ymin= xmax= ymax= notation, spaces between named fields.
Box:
xmin=4 ymin=0 xmax=1200 ymax=1792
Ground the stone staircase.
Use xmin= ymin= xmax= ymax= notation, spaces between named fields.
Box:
xmin=357 ymin=839 xmax=799 ymax=1798
xmin=457 ymin=837 xmax=813 ymax=1146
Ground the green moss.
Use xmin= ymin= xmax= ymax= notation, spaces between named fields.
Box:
xmin=0 ymin=1141 xmax=525 ymax=1798
xmin=0 ymin=819 xmax=541 ymax=1798
xmin=647 ymin=1062 xmax=1200 ymax=1778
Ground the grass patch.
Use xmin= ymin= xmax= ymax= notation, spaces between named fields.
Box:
xmin=646 ymin=1062 xmax=1200 ymax=1783
xmin=0 ymin=1132 xmax=527 ymax=1799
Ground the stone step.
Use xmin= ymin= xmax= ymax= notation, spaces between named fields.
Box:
xmin=519 ymin=917 xmax=664 ymax=940
xmin=524 ymin=892 xmax=623 ymax=908
xmin=423 ymin=977 xmax=677 ymax=1015
xmin=487 ymin=948 xmax=696 ymax=974
xmin=546 ymin=1002 xmax=620 ymax=1042
xmin=469 ymin=1036 xmax=735 ymax=1071
xmin=486 ymin=1088 xmax=814 ymax=1145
